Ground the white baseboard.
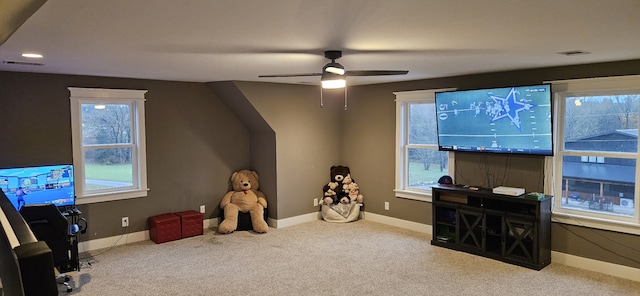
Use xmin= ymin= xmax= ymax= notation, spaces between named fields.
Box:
xmin=270 ymin=209 xmax=434 ymax=234
xmin=78 ymin=213 xmax=638 ymax=283
xmin=269 ymin=211 xmax=321 ymax=228
xmin=79 ymin=217 xmax=218 ymax=252
xmin=363 ymin=212 xmax=432 ymax=234
xmin=78 ymin=229 xmax=149 ymax=253
xmin=552 ymin=251 xmax=640 ymax=282
xmin=204 ymin=217 xmax=217 ymax=229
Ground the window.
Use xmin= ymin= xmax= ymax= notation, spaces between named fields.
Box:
xmin=395 ymin=89 xmax=455 ymax=201
xmin=69 ymin=87 xmax=148 ymax=204
xmin=549 ymin=75 xmax=640 ymax=233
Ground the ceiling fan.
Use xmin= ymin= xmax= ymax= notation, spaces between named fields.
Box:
xmin=258 ymin=50 xmax=409 ymax=89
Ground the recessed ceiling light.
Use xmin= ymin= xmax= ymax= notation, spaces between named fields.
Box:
xmin=21 ymin=53 xmax=43 ymax=58
xmin=558 ymin=50 xmax=591 ymax=56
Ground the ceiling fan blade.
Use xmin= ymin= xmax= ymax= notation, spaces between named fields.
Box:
xmin=258 ymin=73 xmax=322 ymax=78
xmin=345 ymin=70 xmax=409 ymax=76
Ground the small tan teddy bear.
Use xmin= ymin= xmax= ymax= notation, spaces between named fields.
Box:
xmin=323 ymin=182 xmax=339 ymax=204
xmin=342 ymin=174 xmax=363 ymax=204
xmin=218 ymin=170 xmax=268 ymax=234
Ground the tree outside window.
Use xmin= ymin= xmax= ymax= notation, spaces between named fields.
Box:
xmin=395 ymin=89 xmax=454 ymax=201
xmin=407 ymin=103 xmax=448 ymax=190
xmin=81 ymin=103 xmax=134 ymax=191
xmin=69 ymin=87 xmax=147 ymax=204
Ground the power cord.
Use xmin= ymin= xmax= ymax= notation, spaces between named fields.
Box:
xmin=553 ymin=220 xmax=640 ymax=265
xmin=79 ymin=225 xmax=129 ymax=262
xmin=550 ymin=202 xmax=640 ymax=265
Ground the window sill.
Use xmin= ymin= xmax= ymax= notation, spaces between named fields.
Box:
xmin=394 ymin=189 xmax=433 ymax=202
xmin=552 ymin=212 xmax=640 ymax=236
xmin=76 ymin=188 xmax=149 ymax=205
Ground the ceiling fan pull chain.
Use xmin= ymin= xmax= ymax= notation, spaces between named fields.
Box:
xmin=320 ymin=86 xmax=324 ymax=108
xmin=344 ymin=86 xmax=348 ymax=111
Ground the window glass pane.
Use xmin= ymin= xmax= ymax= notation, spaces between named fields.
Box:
xmin=407 ymin=148 xmax=448 ymax=189
xmin=84 ymin=148 xmax=134 ymax=191
xmin=564 ymin=95 xmax=639 ymax=152
xmin=561 ymin=155 xmax=635 ymax=217
xmin=70 ymin=88 xmax=147 ymax=202
xmin=409 ymin=103 xmax=437 ymax=144
xmin=81 ymin=103 xmax=131 ymax=145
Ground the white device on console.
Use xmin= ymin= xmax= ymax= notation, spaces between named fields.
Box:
xmin=492 ymin=186 xmax=525 ymax=196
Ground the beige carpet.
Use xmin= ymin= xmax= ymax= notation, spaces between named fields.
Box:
xmin=61 ymin=220 xmax=640 ymax=295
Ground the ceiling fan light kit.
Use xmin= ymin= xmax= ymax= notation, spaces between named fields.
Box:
xmin=321 ymin=79 xmax=346 ymax=89
xmin=321 ymin=72 xmax=346 ymax=89
xmin=323 ymin=62 xmax=345 ymax=75
xmin=258 ymin=50 xmax=408 ymax=108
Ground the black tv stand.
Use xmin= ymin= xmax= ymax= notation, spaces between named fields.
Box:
xmin=431 ymin=185 xmax=551 ymax=270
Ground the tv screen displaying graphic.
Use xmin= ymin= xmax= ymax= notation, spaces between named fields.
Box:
xmin=0 ymin=164 xmax=75 ymax=211
xmin=435 ymin=84 xmax=553 ymax=156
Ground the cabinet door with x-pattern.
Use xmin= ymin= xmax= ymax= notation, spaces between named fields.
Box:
xmin=458 ymin=207 xmax=483 ymax=250
xmin=504 ymin=215 xmax=537 ymax=264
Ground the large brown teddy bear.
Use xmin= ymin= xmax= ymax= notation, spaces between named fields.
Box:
xmin=218 ymin=170 xmax=268 ymax=234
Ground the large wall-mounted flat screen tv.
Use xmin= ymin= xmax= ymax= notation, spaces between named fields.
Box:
xmin=435 ymin=84 xmax=553 ymax=156
xmin=0 ymin=164 xmax=75 ymax=211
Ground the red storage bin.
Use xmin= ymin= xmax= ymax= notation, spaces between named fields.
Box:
xmin=175 ymin=210 xmax=203 ymax=238
xmin=148 ymin=213 xmax=181 ymax=244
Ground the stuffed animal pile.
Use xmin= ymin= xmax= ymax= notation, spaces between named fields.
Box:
xmin=321 ymin=165 xmax=364 ymax=223
xmin=218 ymin=170 xmax=268 ymax=234
xmin=322 ymin=165 xmax=364 ymax=205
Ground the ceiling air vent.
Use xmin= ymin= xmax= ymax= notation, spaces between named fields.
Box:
xmin=3 ymin=60 xmax=44 ymax=66
xmin=558 ymin=50 xmax=591 ymax=56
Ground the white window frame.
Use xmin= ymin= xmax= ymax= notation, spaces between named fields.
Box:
xmin=546 ymin=75 xmax=640 ymax=235
xmin=69 ymin=87 xmax=148 ymax=204
xmin=394 ymin=89 xmax=455 ymax=202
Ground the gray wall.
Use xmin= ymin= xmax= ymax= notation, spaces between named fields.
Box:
xmin=0 ymin=71 xmax=250 ymax=239
xmin=229 ymin=82 xmax=344 ymax=219
xmin=206 ymin=81 xmax=278 ymax=218
xmin=2 ymin=58 xmax=640 ymax=270
xmin=341 ymin=59 xmax=640 ymax=269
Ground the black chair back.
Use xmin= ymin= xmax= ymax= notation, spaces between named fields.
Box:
xmin=20 ymin=204 xmax=72 ymax=272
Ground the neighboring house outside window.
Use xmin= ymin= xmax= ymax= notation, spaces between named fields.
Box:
xmin=561 ymin=130 xmax=636 ymax=216
xmin=394 ymin=89 xmax=455 ymax=202
xmin=69 ymin=87 xmax=148 ymax=204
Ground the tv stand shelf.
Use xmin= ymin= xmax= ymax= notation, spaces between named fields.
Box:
xmin=431 ymin=185 xmax=551 ymax=270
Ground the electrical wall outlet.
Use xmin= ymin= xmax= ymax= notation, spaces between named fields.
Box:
xmin=121 ymin=216 xmax=129 ymax=227
xmin=384 ymin=202 xmax=390 ymax=211
xmin=313 ymin=198 xmax=318 ymax=207
xmin=200 ymin=205 xmax=206 ymax=213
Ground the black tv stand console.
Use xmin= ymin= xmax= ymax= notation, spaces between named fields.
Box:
xmin=431 ymin=185 xmax=551 ymax=270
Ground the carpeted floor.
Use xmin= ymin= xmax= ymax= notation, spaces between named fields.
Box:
xmin=61 ymin=220 xmax=640 ymax=295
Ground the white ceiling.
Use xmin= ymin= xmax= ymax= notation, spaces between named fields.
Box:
xmin=1 ymin=0 xmax=639 ymax=86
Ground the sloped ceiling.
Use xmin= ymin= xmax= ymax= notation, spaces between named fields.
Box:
xmin=1 ymin=0 xmax=639 ymax=86
xmin=0 ymin=0 xmax=47 ymax=45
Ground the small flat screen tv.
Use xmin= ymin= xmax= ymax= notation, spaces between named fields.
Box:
xmin=435 ymin=84 xmax=553 ymax=156
xmin=0 ymin=164 xmax=75 ymax=211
